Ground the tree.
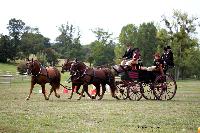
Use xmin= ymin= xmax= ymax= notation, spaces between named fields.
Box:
xmin=156 ymin=28 xmax=171 ymax=52
xmin=55 ymin=23 xmax=83 ymax=60
xmin=0 ymin=35 xmax=12 ymax=62
xmin=162 ymin=10 xmax=199 ymax=79
xmin=116 ymin=24 xmax=138 ymax=64
xmin=7 ymin=18 xmax=25 ymax=60
xmin=119 ymin=24 xmax=138 ymax=46
xmin=137 ymin=22 xmax=158 ymax=66
xmin=90 ymin=28 xmax=115 ymax=66
xmin=45 ymin=48 xmax=59 ymax=66
xmin=7 ymin=18 xmax=25 ymax=40
xmin=21 ymin=32 xmax=46 ymax=58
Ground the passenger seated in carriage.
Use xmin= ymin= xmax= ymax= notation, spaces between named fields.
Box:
xmin=127 ymin=51 xmax=164 ymax=75
xmin=145 ymin=53 xmax=164 ymax=75
xmin=121 ymin=43 xmax=135 ymax=66
xmin=121 ymin=48 xmax=165 ymax=76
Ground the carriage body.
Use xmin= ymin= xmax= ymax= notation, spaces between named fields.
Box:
xmin=115 ymin=67 xmax=177 ymax=101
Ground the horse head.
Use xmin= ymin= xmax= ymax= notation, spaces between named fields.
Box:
xmin=26 ymin=58 xmax=41 ymax=76
xmin=61 ymin=59 xmax=73 ymax=73
xmin=70 ymin=61 xmax=87 ymax=76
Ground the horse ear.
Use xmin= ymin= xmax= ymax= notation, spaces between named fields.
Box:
xmin=74 ymin=58 xmax=77 ymax=62
xmin=26 ymin=58 xmax=30 ymax=61
xmin=65 ymin=59 xmax=69 ymax=63
xmin=31 ymin=58 xmax=33 ymax=62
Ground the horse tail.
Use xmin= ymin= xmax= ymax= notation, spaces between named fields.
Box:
xmin=53 ymin=67 xmax=61 ymax=89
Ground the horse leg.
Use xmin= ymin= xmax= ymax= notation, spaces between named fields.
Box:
xmin=68 ymin=84 xmax=76 ymax=99
xmin=93 ymin=84 xmax=100 ymax=99
xmin=98 ymin=84 xmax=106 ymax=100
xmin=75 ymin=84 xmax=85 ymax=97
xmin=77 ymin=84 xmax=87 ymax=100
xmin=42 ymin=85 xmax=49 ymax=100
xmin=26 ymin=81 xmax=35 ymax=100
xmin=53 ymin=85 xmax=60 ymax=98
xmin=108 ymin=82 xmax=119 ymax=100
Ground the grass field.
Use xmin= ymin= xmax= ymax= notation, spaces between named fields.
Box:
xmin=0 ymin=63 xmax=200 ymax=133
xmin=0 ymin=78 xmax=200 ymax=133
xmin=0 ymin=63 xmax=18 ymax=73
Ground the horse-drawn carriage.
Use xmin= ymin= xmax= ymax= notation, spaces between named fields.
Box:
xmin=24 ymin=57 xmax=177 ymax=101
xmin=113 ymin=65 xmax=177 ymax=101
xmin=61 ymin=59 xmax=177 ymax=101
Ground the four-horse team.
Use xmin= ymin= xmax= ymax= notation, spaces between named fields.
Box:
xmin=25 ymin=45 xmax=177 ymax=101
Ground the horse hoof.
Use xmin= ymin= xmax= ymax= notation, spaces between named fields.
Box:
xmin=26 ymin=97 xmax=29 ymax=100
xmin=45 ymin=97 xmax=49 ymax=100
xmin=91 ymin=96 xmax=96 ymax=99
xmin=56 ymin=95 xmax=60 ymax=98
xmin=82 ymin=95 xmax=85 ymax=97
xmin=68 ymin=97 xmax=72 ymax=99
xmin=114 ymin=95 xmax=120 ymax=100
xmin=98 ymin=97 xmax=103 ymax=100
xmin=77 ymin=98 xmax=81 ymax=100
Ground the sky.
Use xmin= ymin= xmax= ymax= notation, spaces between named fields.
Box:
xmin=0 ymin=0 xmax=200 ymax=44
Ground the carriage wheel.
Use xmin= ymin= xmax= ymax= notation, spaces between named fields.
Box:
xmin=153 ymin=74 xmax=177 ymax=100
xmin=128 ymin=81 xmax=143 ymax=101
xmin=115 ymin=80 xmax=129 ymax=100
xmin=141 ymin=83 xmax=156 ymax=100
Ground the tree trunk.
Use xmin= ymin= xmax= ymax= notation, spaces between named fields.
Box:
xmin=175 ymin=67 xmax=180 ymax=80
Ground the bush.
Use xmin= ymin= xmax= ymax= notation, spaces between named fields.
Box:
xmin=17 ymin=61 xmax=27 ymax=75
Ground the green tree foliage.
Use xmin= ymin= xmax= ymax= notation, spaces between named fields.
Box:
xmin=114 ymin=43 xmax=124 ymax=64
xmin=20 ymin=26 xmax=50 ymax=60
xmin=36 ymin=52 xmax=47 ymax=66
xmin=162 ymin=10 xmax=199 ymax=79
xmin=116 ymin=24 xmax=138 ymax=64
xmin=55 ymin=23 xmax=84 ymax=60
xmin=44 ymin=48 xmax=59 ymax=66
xmin=0 ymin=35 xmax=13 ymax=62
xmin=137 ymin=22 xmax=158 ymax=66
xmin=7 ymin=18 xmax=25 ymax=39
xmin=156 ymin=29 xmax=171 ymax=52
xmin=119 ymin=24 xmax=138 ymax=46
xmin=7 ymin=18 xmax=25 ymax=60
xmin=90 ymin=28 xmax=115 ymax=66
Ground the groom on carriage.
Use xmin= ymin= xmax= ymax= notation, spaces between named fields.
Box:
xmin=123 ymin=46 xmax=174 ymax=75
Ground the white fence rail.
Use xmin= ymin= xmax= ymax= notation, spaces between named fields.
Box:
xmin=0 ymin=71 xmax=30 ymax=88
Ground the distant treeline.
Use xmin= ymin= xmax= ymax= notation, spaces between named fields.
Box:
xmin=0 ymin=10 xmax=200 ymax=79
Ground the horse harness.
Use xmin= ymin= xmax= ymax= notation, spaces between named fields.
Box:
xmin=28 ymin=61 xmax=56 ymax=83
xmin=70 ymin=67 xmax=112 ymax=84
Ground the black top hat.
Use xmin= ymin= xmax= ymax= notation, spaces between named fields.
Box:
xmin=166 ymin=46 xmax=171 ymax=49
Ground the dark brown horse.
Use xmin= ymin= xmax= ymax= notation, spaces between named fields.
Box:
xmin=26 ymin=58 xmax=61 ymax=100
xmin=61 ymin=59 xmax=104 ymax=100
xmin=70 ymin=60 xmax=118 ymax=100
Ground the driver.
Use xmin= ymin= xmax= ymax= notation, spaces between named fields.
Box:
xmin=121 ymin=43 xmax=135 ymax=66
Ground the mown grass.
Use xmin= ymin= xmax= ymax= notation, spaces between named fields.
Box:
xmin=0 ymin=79 xmax=200 ymax=133
xmin=0 ymin=63 xmax=200 ymax=132
xmin=0 ymin=63 xmax=18 ymax=73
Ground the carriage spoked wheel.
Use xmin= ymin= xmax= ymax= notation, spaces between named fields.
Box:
xmin=141 ymin=83 xmax=157 ymax=100
xmin=127 ymin=81 xmax=143 ymax=101
xmin=115 ymin=80 xmax=129 ymax=100
xmin=153 ymin=74 xmax=177 ymax=100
